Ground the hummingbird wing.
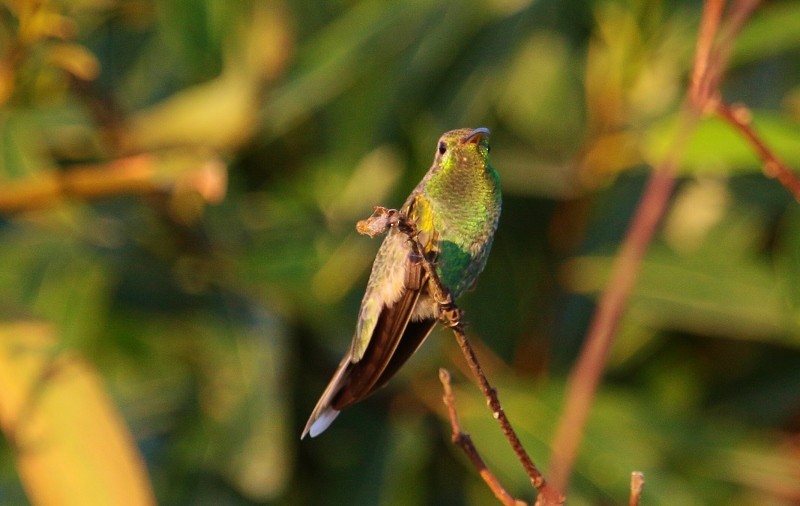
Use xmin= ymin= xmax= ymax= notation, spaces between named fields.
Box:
xmin=302 ymin=196 xmax=439 ymax=438
xmin=331 ymin=255 xmax=435 ymax=409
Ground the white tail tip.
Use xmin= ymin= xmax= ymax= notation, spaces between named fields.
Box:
xmin=301 ymin=408 xmax=340 ymax=439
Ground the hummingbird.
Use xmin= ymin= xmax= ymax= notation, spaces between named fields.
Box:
xmin=302 ymin=127 xmax=502 ymax=438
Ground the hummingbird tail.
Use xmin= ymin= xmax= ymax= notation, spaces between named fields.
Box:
xmin=302 ymin=408 xmax=340 ymax=439
xmin=301 ymin=355 xmax=351 ymax=439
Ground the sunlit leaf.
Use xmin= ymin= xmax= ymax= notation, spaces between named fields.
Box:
xmin=730 ymin=2 xmax=800 ymax=66
xmin=46 ymin=43 xmax=100 ymax=81
xmin=643 ymin=113 xmax=800 ymax=173
xmin=0 ymin=321 xmax=155 ymax=506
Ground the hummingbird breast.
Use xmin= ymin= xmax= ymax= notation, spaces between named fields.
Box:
xmin=425 ymin=175 xmax=501 ymax=299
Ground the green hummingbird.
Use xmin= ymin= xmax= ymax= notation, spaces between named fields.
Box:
xmin=302 ymin=127 xmax=502 ymax=438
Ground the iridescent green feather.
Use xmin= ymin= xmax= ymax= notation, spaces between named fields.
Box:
xmin=302 ymin=127 xmax=501 ymax=439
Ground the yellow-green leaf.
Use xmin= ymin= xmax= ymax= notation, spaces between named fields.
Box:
xmin=0 ymin=321 xmax=156 ymax=506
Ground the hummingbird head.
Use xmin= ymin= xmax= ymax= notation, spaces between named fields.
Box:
xmin=433 ymin=127 xmax=491 ymax=171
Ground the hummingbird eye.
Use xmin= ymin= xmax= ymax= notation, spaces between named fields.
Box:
xmin=438 ymin=142 xmax=446 ymax=155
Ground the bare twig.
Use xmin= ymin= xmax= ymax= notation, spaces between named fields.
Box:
xmin=548 ymin=0 xmax=762 ymax=495
xmin=691 ymin=0 xmax=800 ymax=200
xmin=629 ymin=472 xmax=645 ymax=506
xmin=397 ymin=212 xmax=563 ymax=504
xmin=690 ymin=0 xmax=800 ymax=201
xmin=0 ymin=152 xmax=226 ymax=214
xmin=689 ymin=0 xmax=727 ymax=110
xmin=548 ymin=150 xmax=679 ymax=494
xmin=357 ymin=208 xmax=562 ymax=505
xmin=690 ymin=0 xmax=761 ymax=110
xmin=439 ymin=368 xmax=527 ymax=506
xmin=715 ymin=101 xmax=800 ymax=200
xmin=712 ymin=0 xmax=762 ymax=77
xmin=356 ymin=206 xmax=399 ymax=238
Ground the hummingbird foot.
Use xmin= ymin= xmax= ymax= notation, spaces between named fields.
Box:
xmin=439 ymin=304 xmax=463 ymax=328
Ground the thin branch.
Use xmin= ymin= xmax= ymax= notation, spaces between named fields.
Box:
xmin=689 ymin=0 xmax=760 ymax=111
xmin=0 ymin=152 xmax=226 ymax=214
xmin=397 ymin=213 xmax=562 ymax=504
xmin=629 ymin=472 xmax=645 ymax=506
xmin=357 ymin=207 xmax=563 ymax=505
xmin=439 ymin=368 xmax=528 ymax=506
xmin=690 ymin=0 xmax=727 ymax=109
xmin=686 ymin=0 xmax=800 ymax=202
xmin=716 ymin=100 xmax=800 ymax=200
xmin=712 ymin=0 xmax=762 ymax=76
xmin=548 ymin=151 xmax=679 ymax=494
xmin=695 ymin=0 xmax=800 ymax=200
xmin=547 ymin=0 xmax=758 ymax=495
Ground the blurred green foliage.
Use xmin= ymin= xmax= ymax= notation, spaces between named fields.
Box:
xmin=1 ymin=0 xmax=800 ymax=504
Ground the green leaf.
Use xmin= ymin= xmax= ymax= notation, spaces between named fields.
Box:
xmin=643 ymin=112 xmax=800 ymax=174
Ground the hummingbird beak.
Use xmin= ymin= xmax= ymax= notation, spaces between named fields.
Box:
xmin=461 ymin=127 xmax=490 ymax=144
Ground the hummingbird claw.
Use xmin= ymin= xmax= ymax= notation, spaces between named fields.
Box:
xmin=439 ymin=305 xmax=463 ymax=328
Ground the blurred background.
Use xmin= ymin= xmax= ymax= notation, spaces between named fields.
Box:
xmin=1 ymin=0 xmax=800 ymax=504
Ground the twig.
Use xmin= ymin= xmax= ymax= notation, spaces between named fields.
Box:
xmin=715 ymin=100 xmax=800 ymax=200
xmin=687 ymin=0 xmax=800 ymax=203
xmin=688 ymin=0 xmax=800 ymax=202
xmin=357 ymin=207 xmax=563 ymax=505
xmin=690 ymin=0 xmax=761 ymax=111
xmin=689 ymin=0 xmax=727 ymax=110
xmin=397 ymin=213 xmax=561 ymax=504
xmin=548 ymin=150 xmax=679 ymax=494
xmin=439 ymin=368 xmax=527 ymax=506
xmin=547 ymin=0 xmax=759 ymax=495
xmin=629 ymin=472 xmax=645 ymax=506
xmin=0 ymin=152 xmax=226 ymax=214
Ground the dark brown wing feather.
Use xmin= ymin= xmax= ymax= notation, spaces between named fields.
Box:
xmin=367 ymin=317 xmax=437 ymax=393
xmin=331 ymin=260 xmax=432 ymax=409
